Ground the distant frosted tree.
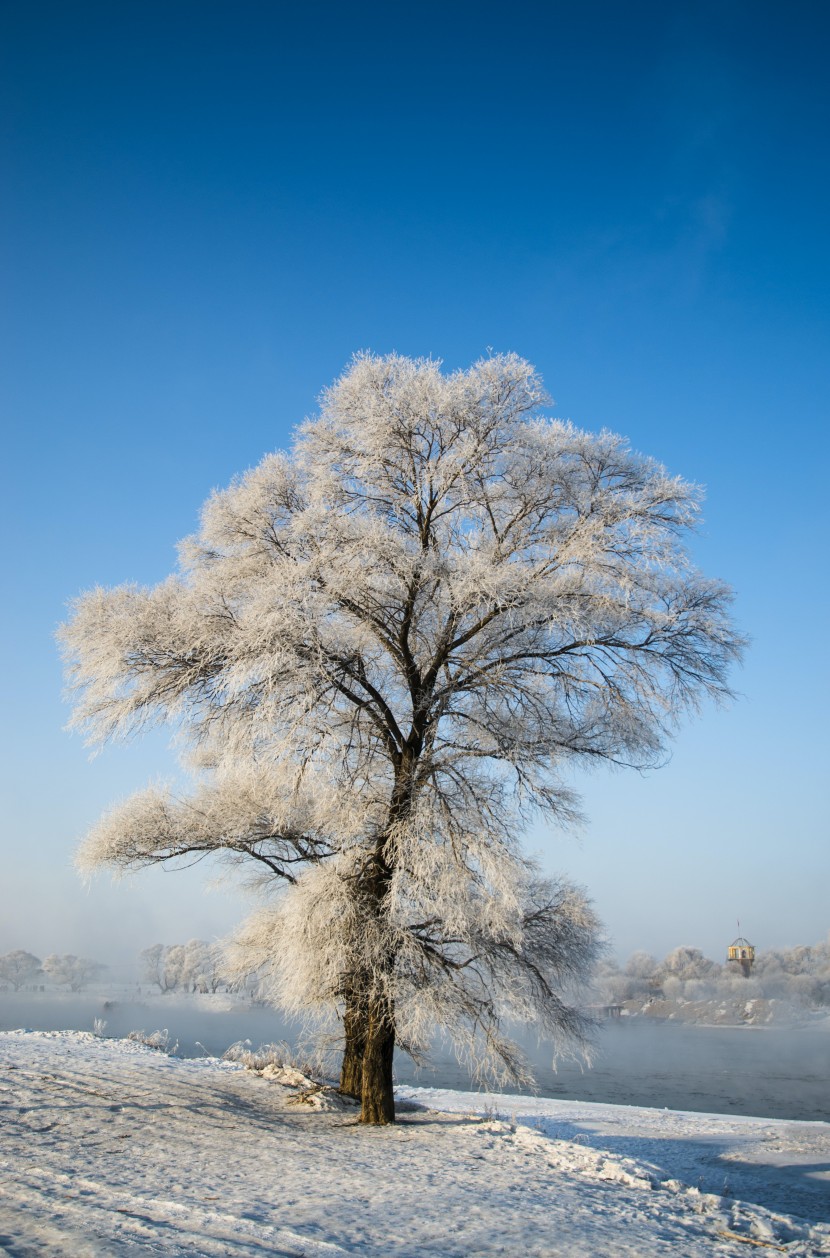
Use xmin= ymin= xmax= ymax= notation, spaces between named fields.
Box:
xmin=184 ymin=939 xmax=225 ymax=993
xmin=660 ymin=946 xmax=718 ymax=982
xmin=625 ymin=951 xmax=659 ymax=980
xmin=754 ymin=939 xmax=830 ymax=1007
xmin=61 ymin=353 xmax=743 ymax=1123
xmin=0 ymin=950 xmax=42 ymax=990
xmin=141 ymin=941 xmax=226 ymax=993
xmin=140 ymin=944 xmax=172 ymax=992
xmin=42 ymin=954 xmax=106 ymax=992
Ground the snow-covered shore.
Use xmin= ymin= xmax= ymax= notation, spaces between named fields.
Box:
xmin=0 ymin=1030 xmax=828 ymax=1256
xmin=4 ymin=989 xmax=829 ymax=1122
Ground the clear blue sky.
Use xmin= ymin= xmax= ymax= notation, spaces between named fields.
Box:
xmin=1 ymin=0 xmax=827 ymax=970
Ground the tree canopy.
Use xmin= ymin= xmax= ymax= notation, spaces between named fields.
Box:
xmin=0 ymin=950 xmax=42 ymax=990
xmin=61 ymin=353 xmax=743 ymax=1122
xmin=42 ymin=954 xmax=107 ymax=992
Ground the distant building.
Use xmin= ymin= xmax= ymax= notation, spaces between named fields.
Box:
xmin=727 ymin=935 xmax=755 ymax=978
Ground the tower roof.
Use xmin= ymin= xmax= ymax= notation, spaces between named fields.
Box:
xmin=729 ymin=936 xmax=753 ymax=948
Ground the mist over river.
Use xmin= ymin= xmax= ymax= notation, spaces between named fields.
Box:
xmin=3 ymin=990 xmax=827 ymax=1123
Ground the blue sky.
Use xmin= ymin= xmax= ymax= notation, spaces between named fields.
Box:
xmin=1 ymin=1 xmax=827 ymax=969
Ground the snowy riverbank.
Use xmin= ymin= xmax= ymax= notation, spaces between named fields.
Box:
xmin=3 ymin=989 xmax=829 ymax=1121
xmin=1 ymin=1030 xmax=828 ymax=1256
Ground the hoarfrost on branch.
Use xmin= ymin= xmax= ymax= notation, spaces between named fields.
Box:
xmin=60 ymin=353 xmax=743 ymax=1122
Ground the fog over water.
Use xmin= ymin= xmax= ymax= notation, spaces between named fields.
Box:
xmin=3 ymin=992 xmax=827 ymax=1124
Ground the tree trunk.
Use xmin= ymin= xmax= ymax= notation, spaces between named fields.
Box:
xmin=339 ymin=993 xmax=367 ymax=1099
xmin=351 ymin=786 xmax=407 ymax=1124
xmin=359 ymin=994 xmax=396 ymax=1124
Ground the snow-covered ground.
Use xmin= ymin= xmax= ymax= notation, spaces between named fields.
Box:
xmin=0 ymin=1031 xmax=828 ymax=1256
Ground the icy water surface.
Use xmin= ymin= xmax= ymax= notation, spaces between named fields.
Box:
xmin=2 ymin=989 xmax=827 ymax=1122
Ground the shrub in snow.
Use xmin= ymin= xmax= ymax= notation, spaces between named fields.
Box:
xmin=222 ymin=1039 xmax=315 ymax=1077
xmin=127 ymin=1028 xmax=178 ymax=1053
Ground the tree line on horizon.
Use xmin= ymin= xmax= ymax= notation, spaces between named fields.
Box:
xmin=5 ymin=935 xmax=828 ymax=1014
xmin=597 ymin=937 xmax=830 ymax=1012
xmin=0 ymin=951 xmax=107 ymax=992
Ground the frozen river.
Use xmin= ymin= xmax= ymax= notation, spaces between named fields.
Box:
xmin=2 ymin=990 xmax=827 ymax=1123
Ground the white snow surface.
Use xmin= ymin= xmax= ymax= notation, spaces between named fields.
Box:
xmin=0 ymin=1030 xmax=828 ymax=1256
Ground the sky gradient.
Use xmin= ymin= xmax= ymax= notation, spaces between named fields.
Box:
xmin=1 ymin=0 xmax=828 ymax=970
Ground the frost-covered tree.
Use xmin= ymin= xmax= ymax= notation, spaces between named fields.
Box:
xmin=42 ymin=954 xmax=107 ymax=992
xmin=140 ymin=944 xmax=174 ymax=993
xmin=186 ymin=939 xmax=227 ymax=993
xmin=60 ymin=353 xmax=743 ymax=1123
xmin=660 ymin=946 xmax=718 ymax=983
xmin=141 ymin=941 xmax=226 ymax=993
xmin=625 ymin=951 xmax=659 ymax=981
xmin=0 ymin=950 xmax=43 ymax=990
